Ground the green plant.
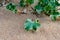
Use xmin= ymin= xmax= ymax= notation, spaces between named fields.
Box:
xmin=34 ymin=0 xmax=60 ymax=21
xmin=24 ymin=19 xmax=41 ymax=31
xmin=6 ymin=3 xmax=17 ymax=13
xmin=19 ymin=0 xmax=34 ymax=7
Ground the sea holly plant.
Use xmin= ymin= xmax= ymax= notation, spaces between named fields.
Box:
xmin=24 ymin=19 xmax=41 ymax=31
xmin=6 ymin=3 xmax=17 ymax=13
xmin=34 ymin=0 xmax=60 ymax=21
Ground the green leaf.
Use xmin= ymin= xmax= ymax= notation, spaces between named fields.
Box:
xmin=19 ymin=0 xmax=26 ymax=7
xmin=24 ymin=19 xmax=33 ymax=31
xmin=35 ymin=3 xmax=43 ymax=14
xmin=33 ymin=19 xmax=40 ymax=31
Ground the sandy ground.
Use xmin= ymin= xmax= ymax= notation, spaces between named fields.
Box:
xmin=0 ymin=7 xmax=60 ymax=40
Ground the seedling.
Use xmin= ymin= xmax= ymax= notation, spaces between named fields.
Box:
xmin=6 ymin=3 xmax=17 ymax=13
xmin=24 ymin=19 xmax=41 ymax=31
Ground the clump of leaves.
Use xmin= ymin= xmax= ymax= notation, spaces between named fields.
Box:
xmin=24 ymin=19 xmax=41 ymax=31
xmin=6 ymin=3 xmax=17 ymax=13
xmin=34 ymin=0 xmax=60 ymax=21
xmin=19 ymin=0 xmax=34 ymax=7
